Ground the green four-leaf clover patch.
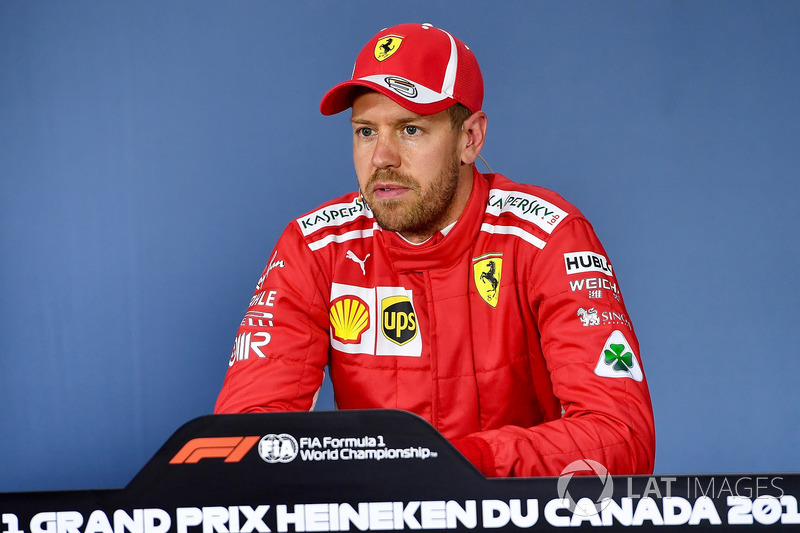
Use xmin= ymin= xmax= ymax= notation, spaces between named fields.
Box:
xmin=604 ymin=343 xmax=634 ymax=372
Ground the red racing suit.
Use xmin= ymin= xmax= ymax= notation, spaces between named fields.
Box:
xmin=215 ymin=169 xmax=655 ymax=477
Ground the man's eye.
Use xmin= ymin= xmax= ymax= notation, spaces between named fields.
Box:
xmin=357 ymin=127 xmax=373 ymax=137
xmin=404 ymin=126 xmax=419 ymax=135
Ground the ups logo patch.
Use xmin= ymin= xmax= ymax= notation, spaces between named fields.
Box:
xmin=381 ymin=295 xmax=417 ymax=346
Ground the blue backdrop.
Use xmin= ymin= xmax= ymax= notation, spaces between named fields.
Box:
xmin=2 ymin=1 xmax=799 ymax=492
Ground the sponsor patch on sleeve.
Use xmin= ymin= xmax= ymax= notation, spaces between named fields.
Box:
xmin=564 ymin=251 xmax=613 ymax=276
xmin=568 ymin=276 xmax=621 ymax=301
xmin=594 ymin=330 xmax=643 ymax=381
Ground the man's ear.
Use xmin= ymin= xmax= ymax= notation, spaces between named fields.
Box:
xmin=460 ymin=111 xmax=488 ymax=165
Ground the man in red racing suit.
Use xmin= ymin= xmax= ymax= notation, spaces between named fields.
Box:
xmin=215 ymin=168 xmax=655 ymax=477
xmin=215 ymin=22 xmax=655 ymax=477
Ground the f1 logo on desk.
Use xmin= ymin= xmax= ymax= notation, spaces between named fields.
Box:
xmin=169 ymin=436 xmax=260 ymax=464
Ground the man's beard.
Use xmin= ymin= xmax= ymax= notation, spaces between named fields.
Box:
xmin=362 ymin=152 xmax=461 ymax=238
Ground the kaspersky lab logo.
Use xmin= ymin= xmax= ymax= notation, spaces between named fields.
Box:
xmin=557 ymin=459 xmax=614 ymax=517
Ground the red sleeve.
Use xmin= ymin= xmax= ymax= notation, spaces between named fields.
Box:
xmin=456 ymin=218 xmax=655 ymax=477
xmin=214 ymin=222 xmax=331 ymax=413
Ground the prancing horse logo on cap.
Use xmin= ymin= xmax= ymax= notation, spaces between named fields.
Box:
xmin=374 ymin=35 xmax=403 ymax=61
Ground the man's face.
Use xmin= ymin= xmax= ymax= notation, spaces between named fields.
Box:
xmin=350 ymin=92 xmax=472 ymax=243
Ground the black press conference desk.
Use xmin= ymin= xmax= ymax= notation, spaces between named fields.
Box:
xmin=1 ymin=410 xmax=798 ymax=532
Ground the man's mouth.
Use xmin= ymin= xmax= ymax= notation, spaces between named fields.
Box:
xmin=372 ymin=183 xmax=412 ymax=200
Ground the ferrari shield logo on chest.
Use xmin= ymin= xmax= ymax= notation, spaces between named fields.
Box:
xmin=473 ymin=253 xmax=503 ymax=308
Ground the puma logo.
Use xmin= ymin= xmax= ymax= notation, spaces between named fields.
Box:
xmin=346 ymin=250 xmax=370 ymax=275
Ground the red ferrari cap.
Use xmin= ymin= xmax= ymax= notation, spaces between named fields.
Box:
xmin=320 ymin=23 xmax=483 ymax=116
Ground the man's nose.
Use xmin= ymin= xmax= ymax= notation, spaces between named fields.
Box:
xmin=371 ymin=133 xmax=401 ymax=169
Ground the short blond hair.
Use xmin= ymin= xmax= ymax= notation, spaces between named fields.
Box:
xmin=447 ymin=103 xmax=473 ymax=129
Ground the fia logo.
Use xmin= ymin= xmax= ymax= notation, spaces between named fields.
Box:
xmin=258 ymin=434 xmax=299 ymax=463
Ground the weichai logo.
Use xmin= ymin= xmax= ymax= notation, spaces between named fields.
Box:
xmin=381 ymin=295 xmax=417 ymax=346
xmin=329 ymin=295 xmax=370 ymax=344
xmin=169 ymin=436 xmax=260 ymax=464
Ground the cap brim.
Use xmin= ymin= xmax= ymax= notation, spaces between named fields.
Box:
xmin=320 ymin=79 xmax=455 ymax=116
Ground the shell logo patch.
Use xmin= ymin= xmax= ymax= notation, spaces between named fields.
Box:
xmin=329 ymin=295 xmax=370 ymax=344
xmin=473 ymin=253 xmax=503 ymax=308
xmin=374 ymin=35 xmax=403 ymax=61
